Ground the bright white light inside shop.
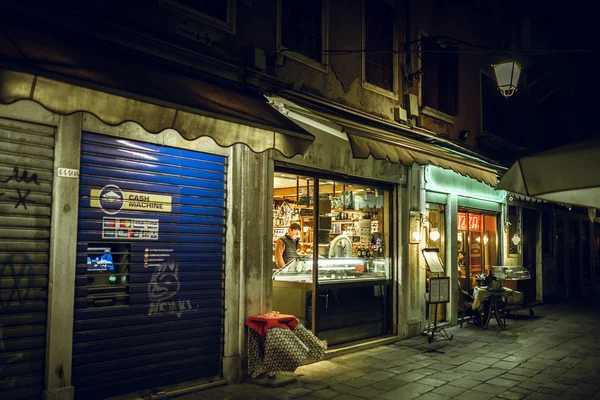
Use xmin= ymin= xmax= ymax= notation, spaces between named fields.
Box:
xmin=429 ymin=228 xmax=440 ymax=241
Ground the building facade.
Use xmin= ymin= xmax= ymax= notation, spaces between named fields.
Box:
xmin=0 ymin=1 xmax=576 ymax=399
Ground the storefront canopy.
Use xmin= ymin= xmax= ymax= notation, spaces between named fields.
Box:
xmin=274 ymin=92 xmax=501 ymax=186
xmin=497 ymin=138 xmax=600 ymax=208
xmin=0 ymin=22 xmax=314 ymax=157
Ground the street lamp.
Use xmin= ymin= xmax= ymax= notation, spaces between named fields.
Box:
xmin=493 ymin=61 xmax=522 ymax=98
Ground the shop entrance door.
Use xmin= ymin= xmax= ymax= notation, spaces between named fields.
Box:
xmin=458 ymin=211 xmax=499 ymax=291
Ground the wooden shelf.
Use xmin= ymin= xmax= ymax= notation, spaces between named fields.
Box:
xmin=331 ymin=219 xmax=354 ymax=223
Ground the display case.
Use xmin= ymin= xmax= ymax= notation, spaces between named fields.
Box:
xmin=492 ymin=265 xmax=531 ymax=280
xmin=273 ymin=257 xmax=389 ymax=285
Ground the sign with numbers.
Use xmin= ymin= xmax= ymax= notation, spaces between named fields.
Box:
xmin=57 ymin=168 xmax=80 ymax=179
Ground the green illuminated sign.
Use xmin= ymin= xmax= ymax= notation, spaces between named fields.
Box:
xmin=425 ymin=166 xmax=506 ymax=203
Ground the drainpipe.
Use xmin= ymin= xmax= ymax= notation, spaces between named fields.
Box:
xmin=403 ymin=0 xmax=413 ymax=119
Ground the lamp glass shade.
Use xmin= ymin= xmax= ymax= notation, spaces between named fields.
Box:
xmin=511 ymin=233 xmax=521 ymax=246
xmin=411 ymin=230 xmax=421 ymax=242
xmin=493 ymin=61 xmax=522 ymax=98
xmin=429 ymin=229 xmax=440 ymax=241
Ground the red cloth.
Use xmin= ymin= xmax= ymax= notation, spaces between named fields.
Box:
xmin=245 ymin=314 xmax=299 ymax=337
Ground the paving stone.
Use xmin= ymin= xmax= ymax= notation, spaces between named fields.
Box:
xmin=344 ymin=378 xmax=377 ymax=389
xmin=328 ymin=395 xmax=364 ymax=400
xmin=400 ymin=381 xmax=436 ymax=394
xmin=509 ymin=367 xmax=540 ymax=378
xmin=521 ymin=392 xmax=556 ymax=400
xmin=431 ymin=384 xmax=466 ymax=397
xmin=287 ymin=387 xmax=315 ymax=398
xmin=472 ymin=383 xmax=508 ymax=395
xmin=570 ymin=383 xmax=600 ymax=395
xmin=361 ymin=371 xmax=396 ymax=382
xmin=487 ymin=377 xmax=522 ymax=388
xmin=499 ymin=373 xmax=529 ymax=382
xmin=537 ymin=386 xmax=567 ymax=396
xmin=412 ymin=392 xmax=450 ymax=400
xmin=497 ymin=390 xmax=527 ymax=400
xmin=312 ymin=389 xmax=340 ymax=399
xmin=449 ymin=391 xmax=495 ymax=400
xmin=367 ymin=379 xmax=407 ymax=391
xmin=517 ymin=380 xmax=545 ymax=391
xmin=493 ymin=361 xmax=521 ymax=370
xmin=393 ymin=371 xmax=435 ymax=383
xmin=471 ymin=368 xmax=507 ymax=382
xmin=459 ymin=362 xmax=491 ymax=372
xmin=415 ymin=377 xmax=446 ymax=388
xmin=450 ymin=379 xmax=485 ymax=389
xmin=376 ymin=387 xmax=421 ymax=400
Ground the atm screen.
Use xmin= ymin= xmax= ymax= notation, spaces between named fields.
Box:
xmin=87 ymin=247 xmax=115 ymax=271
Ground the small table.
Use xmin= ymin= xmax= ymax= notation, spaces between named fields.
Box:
xmin=472 ymin=287 xmax=522 ymax=329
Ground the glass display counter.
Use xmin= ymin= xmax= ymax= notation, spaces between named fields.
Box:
xmin=491 ymin=265 xmax=535 ymax=316
xmin=492 ymin=265 xmax=531 ymax=280
xmin=273 ymin=257 xmax=389 ymax=285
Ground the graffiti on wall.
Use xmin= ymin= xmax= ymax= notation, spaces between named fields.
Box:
xmin=147 ymin=261 xmax=192 ymax=318
xmin=0 ymin=255 xmax=34 ymax=311
xmin=0 ymin=167 xmax=39 ymax=209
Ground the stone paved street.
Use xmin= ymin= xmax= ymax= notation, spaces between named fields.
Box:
xmin=173 ymin=299 xmax=600 ymax=400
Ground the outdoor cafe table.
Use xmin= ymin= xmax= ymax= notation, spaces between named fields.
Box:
xmin=245 ymin=313 xmax=327 ymax=379
xmin=472 ymin=287 xmax=522 ymax=329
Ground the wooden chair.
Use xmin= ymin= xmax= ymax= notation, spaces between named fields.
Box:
xmin=457 ymin=279 xmax=481 ymax=328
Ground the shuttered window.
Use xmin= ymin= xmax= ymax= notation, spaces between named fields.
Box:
xmin=73 ymin=132 xmax=226 ymax=399
xmin=0 ymin=118 xmax=55 ymax=400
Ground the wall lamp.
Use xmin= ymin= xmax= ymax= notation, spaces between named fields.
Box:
xmin=409 ymin=211 xmax=440 ymax=243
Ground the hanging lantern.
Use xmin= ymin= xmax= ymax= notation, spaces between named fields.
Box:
xmin=429 ymin=228 xmax=440 ymax=242
xmin=493 ymin=61 xmax=522 ymax=98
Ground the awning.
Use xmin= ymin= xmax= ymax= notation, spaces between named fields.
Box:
xmin=275 ymin=92 xmax=501 ymax=186
xmin=0 ymin=21 xmax=314 ymax=157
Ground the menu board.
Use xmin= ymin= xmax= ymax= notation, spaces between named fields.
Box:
xmin=429 ymin=277 xmax=450 ymax=303
xmin=422 ymin=248 xmax=445 ymax=273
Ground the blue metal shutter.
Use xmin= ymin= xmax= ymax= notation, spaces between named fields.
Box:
xmin=0 ymin=118 xmax=54 ymax=400
xmin=73 ymin=132 xmax=226 ymax=399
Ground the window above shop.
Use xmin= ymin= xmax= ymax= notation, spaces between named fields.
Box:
xmin=160 ymin=0 xmax=236 ymax=34
xmin=277 ymin=0 xmax=329 ymax=72
xmin=421 ymin=36 xmax=458 ymax=117
xmin=363 ymin=0 xmax=397 ymax=97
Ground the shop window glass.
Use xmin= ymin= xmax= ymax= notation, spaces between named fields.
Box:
xmin=272 ymin=172 xmax=391 ymax=345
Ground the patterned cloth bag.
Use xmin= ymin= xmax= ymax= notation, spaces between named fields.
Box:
xmin=292 ymin=323 xmax=327 ymax=361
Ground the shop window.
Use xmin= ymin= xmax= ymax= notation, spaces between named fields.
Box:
xmin=364 ymin=0 xmax=395 ymax=93
xmin=272 ymin=171 xmax=391 ymax=346
xmin=457 ymin=211 xmax=498 ymax=290
xmin=542 ymin=210 xmax=554 ymax=255
xmin=160 ymin=0 xmax=235 ymax=33
xmin=508 ymin=205 xmax=521 ymax=255
xmin=279 ymin=0 xmax=327 ymax=66
xmin=422 ymin=36 xmax=458 ymax=116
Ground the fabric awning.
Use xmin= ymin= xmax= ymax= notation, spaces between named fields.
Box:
xmin=348 ymin=133 xmax=499 ymax=186
xmin=0 ymin=21 xmax=314 ymax=157
xmin=275 ymin=92 xmax=501 ymax=186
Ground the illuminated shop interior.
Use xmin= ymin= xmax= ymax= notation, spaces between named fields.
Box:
xmin=271 ymin=171 xmax=392 ymax=345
